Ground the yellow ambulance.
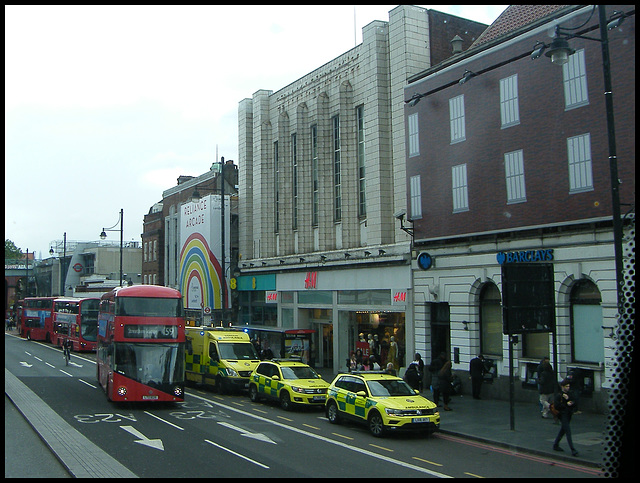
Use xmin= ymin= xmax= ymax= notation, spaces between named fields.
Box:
xmin=185 ymin=327 xmax=260 ymax=393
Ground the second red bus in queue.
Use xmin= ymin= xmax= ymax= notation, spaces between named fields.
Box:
xmin=51 ymin=297 xmax=100 ymax=351
xmin=20 ymin=296 xmax=56 ymax=341
xmin=96 ymin=285 xmax=185 ymax=402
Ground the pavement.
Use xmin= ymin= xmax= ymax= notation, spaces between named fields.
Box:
xmin=5 ymin=326 xmax=608 ymax=476
xmin=314 ymin=367 xmax=608 ymax=471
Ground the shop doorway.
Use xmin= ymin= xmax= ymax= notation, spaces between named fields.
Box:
xmin=430 ymin=302 xmax=450 ymax=361
xmin=312 ymin=322 xmax=333 ymax=369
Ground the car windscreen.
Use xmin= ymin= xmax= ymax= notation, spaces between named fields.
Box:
xmin=280 ymin=366 xmax=320 ymax=380
xmin=366 ymin=379 xmax=416 ymax=397
xmin=218 ymin=342 xmax=259 ymax=360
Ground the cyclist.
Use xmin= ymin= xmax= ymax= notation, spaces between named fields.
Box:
xmin=62 ymin=338 xmax=72 ymax=365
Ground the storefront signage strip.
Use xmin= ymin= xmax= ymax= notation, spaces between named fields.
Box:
xmin=497 ymin=249 xmax=554 ymax=265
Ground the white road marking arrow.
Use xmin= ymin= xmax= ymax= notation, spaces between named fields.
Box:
xmin=69 ymin=361 xmax=83 ymax=367
xmin=217 ymin=421 xmax=276 ymax=444
xmin=20 ymin=362 xmax=33 ymax=367
xmin=120 ymin=425 xmax=165 ymax=451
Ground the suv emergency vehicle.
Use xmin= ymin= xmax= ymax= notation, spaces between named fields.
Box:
xmin=248 ymin=359 xmax=329 ymax=410
xmin=325 ymin=371 xmax=440 ymax=437
xmin=185 ymin=327 xmax=260 ymax=393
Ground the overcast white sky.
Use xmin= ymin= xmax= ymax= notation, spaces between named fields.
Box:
xmin=5 ymin=5 xmax=507 ymax=259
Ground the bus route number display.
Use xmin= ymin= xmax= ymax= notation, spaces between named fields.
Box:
xmin=124 ymin=325 xmax=178 ymax=339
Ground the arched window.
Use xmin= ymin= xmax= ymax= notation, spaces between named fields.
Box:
xmin=480 ymin=283 xmax=502 ymax=356
xmin=571 ymin=280 xmax=603 ymax=364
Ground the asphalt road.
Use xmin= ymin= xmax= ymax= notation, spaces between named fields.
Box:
xmin=5 ymin=333 xmax=600 ymax=478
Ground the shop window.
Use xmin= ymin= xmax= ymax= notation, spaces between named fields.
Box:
xmin=523 ymin=332 xmax=549 ymax=360
xmin=571 ymin=280 xmax=603 ymax=364
xmin=479 ymin=283 xmax=502 ymax=357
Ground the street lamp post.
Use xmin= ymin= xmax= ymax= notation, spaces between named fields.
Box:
xmin=220 ymin=158 xmax=227 ymax=327
xmin=534 ymin=5 xmax=626 ymax=315
xmin=49 ymin=232 xmax=67 ymax=296
xmin=100 ymin=208 xmax=124 ymax=287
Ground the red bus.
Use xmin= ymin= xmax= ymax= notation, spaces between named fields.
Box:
xmin=51 ymin=297 xmax=100 ymax=352
xmin=20 ymin=297 xmax=56 ymax=341
xmin=96 ymin=285 xmax=185 ymax=402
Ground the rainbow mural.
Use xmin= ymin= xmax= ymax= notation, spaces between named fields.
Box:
xmin=179 ymin=195 xmax=230 ymax=311
xmin=179 ymin=232 xmax=223 ymax=310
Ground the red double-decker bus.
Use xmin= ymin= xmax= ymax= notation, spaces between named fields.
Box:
xmin=96 ymin=285 xmax=185 ymax=402
xmin=51 ymin=297 xmax=100 ymax=352
xmin=20 ymin=297 xmax=56 ymax=341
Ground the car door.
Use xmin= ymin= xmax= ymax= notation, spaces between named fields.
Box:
xmin=351 ymin=379 xmax=369 ymax=420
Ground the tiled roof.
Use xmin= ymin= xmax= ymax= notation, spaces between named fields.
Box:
xmin=470 ymin=5 xmax=569 ymax=48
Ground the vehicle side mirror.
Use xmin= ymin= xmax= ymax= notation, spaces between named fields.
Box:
xmin=356 ymin=391 xmax=367 ymax=398
xmin=272 ymin=375 xmax=280 ymax=381
xmin=415 ymin=389 xmax=420 ymax=394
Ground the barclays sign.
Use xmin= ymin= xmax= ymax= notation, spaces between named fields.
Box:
xmin=497 ymin=249 xmax=554 ymax=265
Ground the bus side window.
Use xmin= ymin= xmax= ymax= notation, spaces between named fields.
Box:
xmin=209 ymin=342 xmax=219 ymax=362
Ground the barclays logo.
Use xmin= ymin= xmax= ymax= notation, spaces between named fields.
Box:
xmin=497 ymin=249 xmax=554 ymax=265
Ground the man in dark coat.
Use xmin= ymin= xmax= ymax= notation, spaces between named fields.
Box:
xmin=537 ymin=356 xmax=556 ymax=418
xmin=469 ymin=354 xmax=485 ymax=399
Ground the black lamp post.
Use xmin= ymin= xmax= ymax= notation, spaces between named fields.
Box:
xmin=49 ymin=232 xmax=67 ymax=296
xmin=100 ymin=208 xmax=124 ymax=287
xmin=534 ymin=5 xmax=626 ymax=315
xmin=220 ymin=157 xmax=227 ymax=327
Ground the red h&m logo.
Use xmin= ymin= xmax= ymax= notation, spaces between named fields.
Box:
xmin=393 ymin=291 xmax=407 ymax=303
xmin=305 ymin=271 xmax=318 ymax=289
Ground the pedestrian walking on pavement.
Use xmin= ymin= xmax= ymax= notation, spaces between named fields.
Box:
xmin=429 ymin=352 xmax=446 ymax=405
xmin=469 ymin=354 xmax=485 ymax=399
xmin=404 ymin=359 xmax=421 ymax=391
xmin=537 ymin=356 xmax=556 ymax=418
xmin=414 ymin=353 xmax=425 ymax=391
xmin=439 ymin=360 xmax=453 ymax=411
xmin=552 ymin=378 xmax=579 ymax=457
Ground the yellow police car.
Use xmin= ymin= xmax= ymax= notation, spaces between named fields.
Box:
xmin=248 ymin=359 xmax=330 ymax=411
xmin=325 ymin=371 xmax=440 ymax=437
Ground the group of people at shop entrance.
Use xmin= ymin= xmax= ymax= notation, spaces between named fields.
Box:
xmin=348 ymin=332 xmax=401 ymax=373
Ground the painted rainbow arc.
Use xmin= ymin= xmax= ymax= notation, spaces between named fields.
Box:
xmin=178 ymin=233 xmax=224 ymax=310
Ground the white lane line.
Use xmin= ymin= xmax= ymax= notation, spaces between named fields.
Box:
xmin=144 ymin=411 xmax=184 ymax=431
xmin=78 ymin=379 xmax=97 ymax=388
xmin=204 ymin=439 xmax=269 ymax=469
xmin=188 ymin=391 xmax=452 ymax=478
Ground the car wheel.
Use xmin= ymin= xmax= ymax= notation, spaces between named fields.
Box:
xmin=326 ymin=401 xmax=341 ymax=424
xmin=215 ymin=376 xmax=227 ymax=395
xmin=368 ymin=411 xmax=386 ymax=437
xmin=249 ymin=384 xmax=260 ymax=402
xmin=280 ymin=391 xmax=292 ymax=411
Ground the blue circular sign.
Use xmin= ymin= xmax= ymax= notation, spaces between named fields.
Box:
xmin=417 ymin=252 xmax=433 ymax=270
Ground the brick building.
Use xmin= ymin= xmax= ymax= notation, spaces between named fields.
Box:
xmin=404 ymin=5 xmax=635 ymax=408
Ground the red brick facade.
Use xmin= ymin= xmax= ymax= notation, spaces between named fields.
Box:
xmin=405 ymin=5 xmax=635 ymax=242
